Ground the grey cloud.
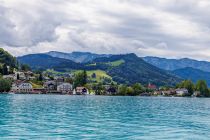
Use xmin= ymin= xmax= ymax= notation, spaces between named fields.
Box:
xmin=0 ymin=4 xmax=59 ymax=47
xmin=0 ymin=0 xmax=210 ymax=60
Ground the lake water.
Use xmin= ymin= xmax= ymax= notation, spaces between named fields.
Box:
xmin=0 ymin=95 xmax=210 ymax=139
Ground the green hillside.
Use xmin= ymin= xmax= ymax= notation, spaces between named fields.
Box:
xmin=74 ymin=70 xmax=113 ymax=84
xmin=18 ymin=52 xmax=182 ymax=86
xmin=88 ymin=54 xmax=181 ymax=86
xmin=0 ymin=48 xmax=17 ymax=75
xmin=173 ymin=67 xmax=210 ymax=87
xmin=0 ymin=48 xmax=17 ymax=68
xmin=18 ymin=54 xmax=84 ymax=71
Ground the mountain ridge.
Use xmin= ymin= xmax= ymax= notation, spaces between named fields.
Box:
xmin=46 ymin=51 xmax=111 ymax=63
xmin=173 ymin=67 xmax=210 ymax=87
xmin=18 ymin=52 xmax=181 ymax=86
xmin=143 ymin=56 xmax=210 ymax=72
xmin=18 ymin=51 xmax=210 ymax=86
xmin=17 ymin=54 xmax=84 ymax=71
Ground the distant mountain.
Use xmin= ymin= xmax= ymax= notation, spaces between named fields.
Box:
xmin=18 ymin=54 xmax=84 ymax=71
xmin=46 ymin=51 xmax=111 ymax=63
xmin=173 ymin=67 xmax=210 ymax=87
xmin=18 ymin=52 xmax=181 ymax=86
xmin=143 ymin=56 xmax=210 ymax=72
xmin=87 ymin=53 xmax=181 ymax=86
xmin=0 ymin=48 xmax=17 ymax=68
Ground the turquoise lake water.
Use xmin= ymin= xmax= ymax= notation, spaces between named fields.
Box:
xmin=0 ymin=95 xmax=210 ymax=139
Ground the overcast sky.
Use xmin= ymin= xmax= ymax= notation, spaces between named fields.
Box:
xmin=0 ymin=0 xmax=210 ymax=60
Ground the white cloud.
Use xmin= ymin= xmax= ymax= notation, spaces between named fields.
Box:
xmin=0 ymin=0 xmax=210 ymax=61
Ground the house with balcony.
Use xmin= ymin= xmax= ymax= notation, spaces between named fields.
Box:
xmin=11 ymin=81 xmax=33 ymax=93
xmin=57 ymin=83 xmax=73 ymax=94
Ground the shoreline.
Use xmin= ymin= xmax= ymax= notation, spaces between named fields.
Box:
xmin=0 ymin=92 xmax=209 ymax=98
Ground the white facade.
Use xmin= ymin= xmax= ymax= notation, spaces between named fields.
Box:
xmin=12 ymin=83 xmax=33 ymax=93
xmin=14 ymin=72 xmax=26 ymax=80
xmin=3 ymin=74 xmax=14 ymax=80
xmin=57 ymin=83 xmax=73 ymax=93
xmin=3 ymin=71 xmax=34 ymax=81
xmin=176 ymin=89 xmax=189 ymax=96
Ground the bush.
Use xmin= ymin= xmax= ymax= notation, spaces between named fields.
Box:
xmin=0 ymin=78 xmax=12 ymax=92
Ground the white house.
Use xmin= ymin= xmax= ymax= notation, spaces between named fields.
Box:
xmin=176 ymin=88 xmax=189 ymax=96
xmin=57 ymin=83 xmax=73 ymax=93
xmin=3 ymin=74 xmax=14 ymax=80
xmin=12 ymin=82 xmax=33 ymax=93
xmin=14 ymin=72 xmax=26 ymax=80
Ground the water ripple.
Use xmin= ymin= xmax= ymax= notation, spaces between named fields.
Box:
xmin=0 ymin=95 xmax=210 ymax=139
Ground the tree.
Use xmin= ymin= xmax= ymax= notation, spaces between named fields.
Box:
xmin=0 ymin=78 xmax=12 ymax=92
xmin=93 ymin=83 xmax=105 ymax=95
xmin=2 ymin=64 xmax=8 ymax=75
xmin=65 ymin=78 xmax=73 ymax=84
xmin=132 ymin=83 xmax=145 ymax=96
xmin=196 ymin=80 xmax=209 ymax=97
xmin=9 ymin=67 xmax=14 ymax=74
xmin=159 ymin=86 xmax=170 ymax=91
xmin=118 ymin=85 xmax=127 ymax=96
xmin=21 ymin=64 xmax=31 ymax=71
xmin=177 ymin=80 xmax=195 ymax=95
xmin=38 ymin=73 xmax=43 ymax=81
xmin=0 ymin=66 xmax=3 ymax=75
xmin=83 ymin=70 xmax=87 ymax=85
xmin=126 ymin=87 xmax=134 ymax=96
xmin=17 ymin=73 xmax=20 ymax=80
xmin=91 ymin=73 xmax=96 ymax=78
xmin=74 ymin=70 xmax=87 ymax=88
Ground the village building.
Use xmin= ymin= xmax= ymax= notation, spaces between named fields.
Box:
xmin=140 ymin=92 xmax=151 ymax=96
xmin=62 ymin=73 xmax=73 ymax=78
xmin=102 ymin=85 xmax=117 ymax=95
xmin=57 ymin=83 xmax=73 ymax=94
xmin=14 ymin=72 xmax=26 ymax=80
xmin=43 ymin=76 xmax=51 ymax=81
xmin=3 ymin=71 xmax=35 ymax=81
xmin=3 ymin=74 xmax=14 ymax=81
xmin=24 ymin=71 xmax=34 ymax=80
xmin=106 ymin=87 xmax=117 ymax=95
xmin=148 ymin=83 xmax=157 ymax=90
xmin=107 ymin=87 xmax=117 ymax=95
xmin=54 ymin=77 xmax=65 ymax=85
xmin=44 ymin=81 xmax=56 ymax=91
xmin=162 ymin=90 xmax=176 ymax=96
xmin=11 ymin=81 xmax=33 ymax=93
xmin=28 ymin=76 xmax=36 ymax=81
xmin=192 ymin=91 xmax=201 ymax=97
xmin=153 ymin=91 xmax=162 ymax=96
xmin=175 ymin=88 xmax=189 ymax=96
xmin=76 ymin=87 xmax=88 ymax=95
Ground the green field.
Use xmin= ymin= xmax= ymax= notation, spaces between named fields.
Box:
xmin=105 ymin=59 xmax=125 ymax=67
xmin=87 ymin=59 xmax=125 ymax=67
xmin=87 ymin=70 xmax=112 ymax=82
xmin=73 ymin=70 xmax=112 ymax=83
xmin=44 ymin=69 xmax=65 ymax=74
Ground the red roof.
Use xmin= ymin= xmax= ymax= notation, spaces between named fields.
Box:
xmin=148 ymin=83 xmax=157 ymax=89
